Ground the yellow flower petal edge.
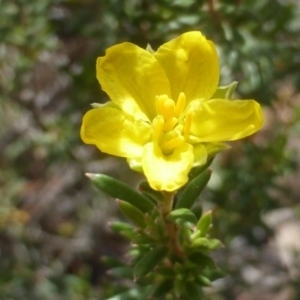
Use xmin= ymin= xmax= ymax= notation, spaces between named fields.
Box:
xmin=97 ymin=42 xmax=171 ymax=121
xmin=154 ymin=31 xmax=219 ymax=104
xmin=81 ymin=107 xmax=151 ymax=158
xmin=81 ymin=31 xmax=264 ymax=191
xmin=142 ymin=141 xmax=194 ymax=191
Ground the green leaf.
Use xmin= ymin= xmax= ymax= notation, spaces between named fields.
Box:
xmin=86 ymin=173 xmax=155 ymax=213
xmin=191 ymin=238 xmax=223 ymax=251
xmin=196 ymin=210 xmax=212 ymax=236
xmin=191 ymin=204 xmax=202 ymax=220
xmin=204 ymin=268 xmax=227 ymax=281
xmin=206 ymin=239 xmax=224 ymax=250
xmin=184 ymin=282 xmax=204 ymax=300
xmin=174 ymin=278 xmax=186 ymax=298
xmin=101 ymin=256 xmax=123 ymax=268
xmin=173 ymin=262 xmax=183 ymax=273
xmin=144 ymin=213 xmax=157 ymax=229
xmin=138 ymin=181 xmax=164 ymax=203
xmin=151 ymin=279 xmax=173 ymax=298
xmin=155 ymin=267 xmax=175 ymax=278
xmin=109 ymin=221 xmax=136 ymax=239
xmin=211 ymin=81 xmax=238 ymax=99
xmin=131 ymin=233 xmax=155 ymax=245
xmin=109 ymin=221 xmax=134 ymax=232
xmin=107 ymin=266 xmax=133 ymax=279
xmin=106 ymin=287 xmax=152 ymax=300
xmin=118 ymin=200 xmax=146 ymax=229
xmin=175 ymin=170 xmax=212 ymax=210
xmin=188 ymin=252 xmax=217 ymax=270
xmin=188 ymin=157 xmax=214 ymax=181
xmin=195 ymin=274 xmax=211 ymax=287
xmin=133 ymin=246 xmax=168 ymax=279
xmin=144 ymin=213 xmax=167 ymax=241
xmin=191 ymin=237 xmax=210 ymax=249
xmin=166 ymin=208 xmax=197 ymax=227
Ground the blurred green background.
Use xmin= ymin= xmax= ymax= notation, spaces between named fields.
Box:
xmin=1 ymin=0 xmax=300 ymax=299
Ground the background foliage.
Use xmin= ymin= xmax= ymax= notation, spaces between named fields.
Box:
xmin=1 ymin=0 xmax=300 ymax=299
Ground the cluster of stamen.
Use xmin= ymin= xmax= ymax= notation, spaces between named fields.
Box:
xmin=152 ymin=92 xmax=192 ymax=155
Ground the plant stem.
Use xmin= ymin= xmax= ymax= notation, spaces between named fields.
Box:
xmin=159 ymin=191 xmax=183 ymax=257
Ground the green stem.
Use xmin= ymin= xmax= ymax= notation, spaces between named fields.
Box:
xmin=159 ymin=191 xmax=183 ymax=257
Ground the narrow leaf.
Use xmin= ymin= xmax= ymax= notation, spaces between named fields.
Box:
xmin=118 ymin=200 xmax=146 ymax=229
xmin=108 ymin=221 xmax=133 ymax=232
xmin=188 ymin=157 xmax=214 ymax=181
xmin=132 ymin=233 xmax=155 ymax=245
xmin=185 ymin=282 xmax=204 ymax=300
xmin=138 ymin=181 xmax=164 ymax=203
xmin=188 ymin=251 xmax=217 ymax=269
xmin=166 ymin=208 xmax=197 ymax=227
xmin=174 ymin=278 xmax=186 ymax=299
xmin=195 ymin=274 xmax=211 ymax=287
xmin=86 ymin=173 xmax=154 ymax=213
xmin=133 ymin=246 xmax=168 ymax=279
xmin=151 ymin=279 xmax=173 ymax=297
xmin=109 ymin=221 xmax=136 ymax=239
xmin=175 ymin=170 xmax=212 ymax=209
xmin=144 ymin=213 xmax=156 ymax=229
xmin=205 ymin=239 xmax=224 ymax=250
xmin=155 ymin=267 xmax=175 ymax=278
xmin=107 ymin=266 xmax=133 ymax=279
xmin=191 ymin=204 xmax=202 ymax=220
xmin=101 ymin=256 xmax=123 ymax=268
xmin=191 ymin=237 xmax=209 ymax=248
xmin=191 ymin=238 xmax=223 ymax=251
xmin=196 ymin=210 xmax=212 ymax=236
xmin=106 ymin=287 xmax=152 ymax=300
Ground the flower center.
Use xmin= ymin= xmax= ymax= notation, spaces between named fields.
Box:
xmin=152 ymin=92 xmax=192 ymax=155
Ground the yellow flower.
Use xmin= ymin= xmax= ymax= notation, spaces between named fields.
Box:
xmin=81 ymin=31 xmax=263 ymax=191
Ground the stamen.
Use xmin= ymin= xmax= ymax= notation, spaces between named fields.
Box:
xmin=174 ymin=124 xmax=184 ymax=135
xmin=163 ymin=117 xmax=177 ymax=132
xmin=156 ymin=95 xmax=168 ymax=115
xmin=175 ymin=92 xmax=186 ymax=117
xmin=153 ymin=92 xmax=190 ymax=155
xmin=152 ymin=116 xmax=164 ymax=141
xmin=163 ymin=99 xmax=175 ymax=120
xmin=184 ymin=112 xmax=193 ymax=136
xmin=161 ymin=135 xmax=185 ymax=154
xmin=161 ymin=130 xmax=178 ymax=143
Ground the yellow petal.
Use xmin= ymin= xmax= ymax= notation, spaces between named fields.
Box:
xmin=127 ymin=157 xmax=143 ymax=172
xmin=97 ymin=42 xmax=171 ymax=121
xmin=189 ymin=99 xmax=263 ymax=141
xmin=154 ymin=31 xmax=219 ymax=104
xmin=81 ymin=107 xmax=151 ymax=158
xmin=203 ymin=142 xmax=230 ymax=158
xmin=142 ymin=142 xmax=194 ymax=191
xmin=192 ymin=143 xmax=208 ymax=166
